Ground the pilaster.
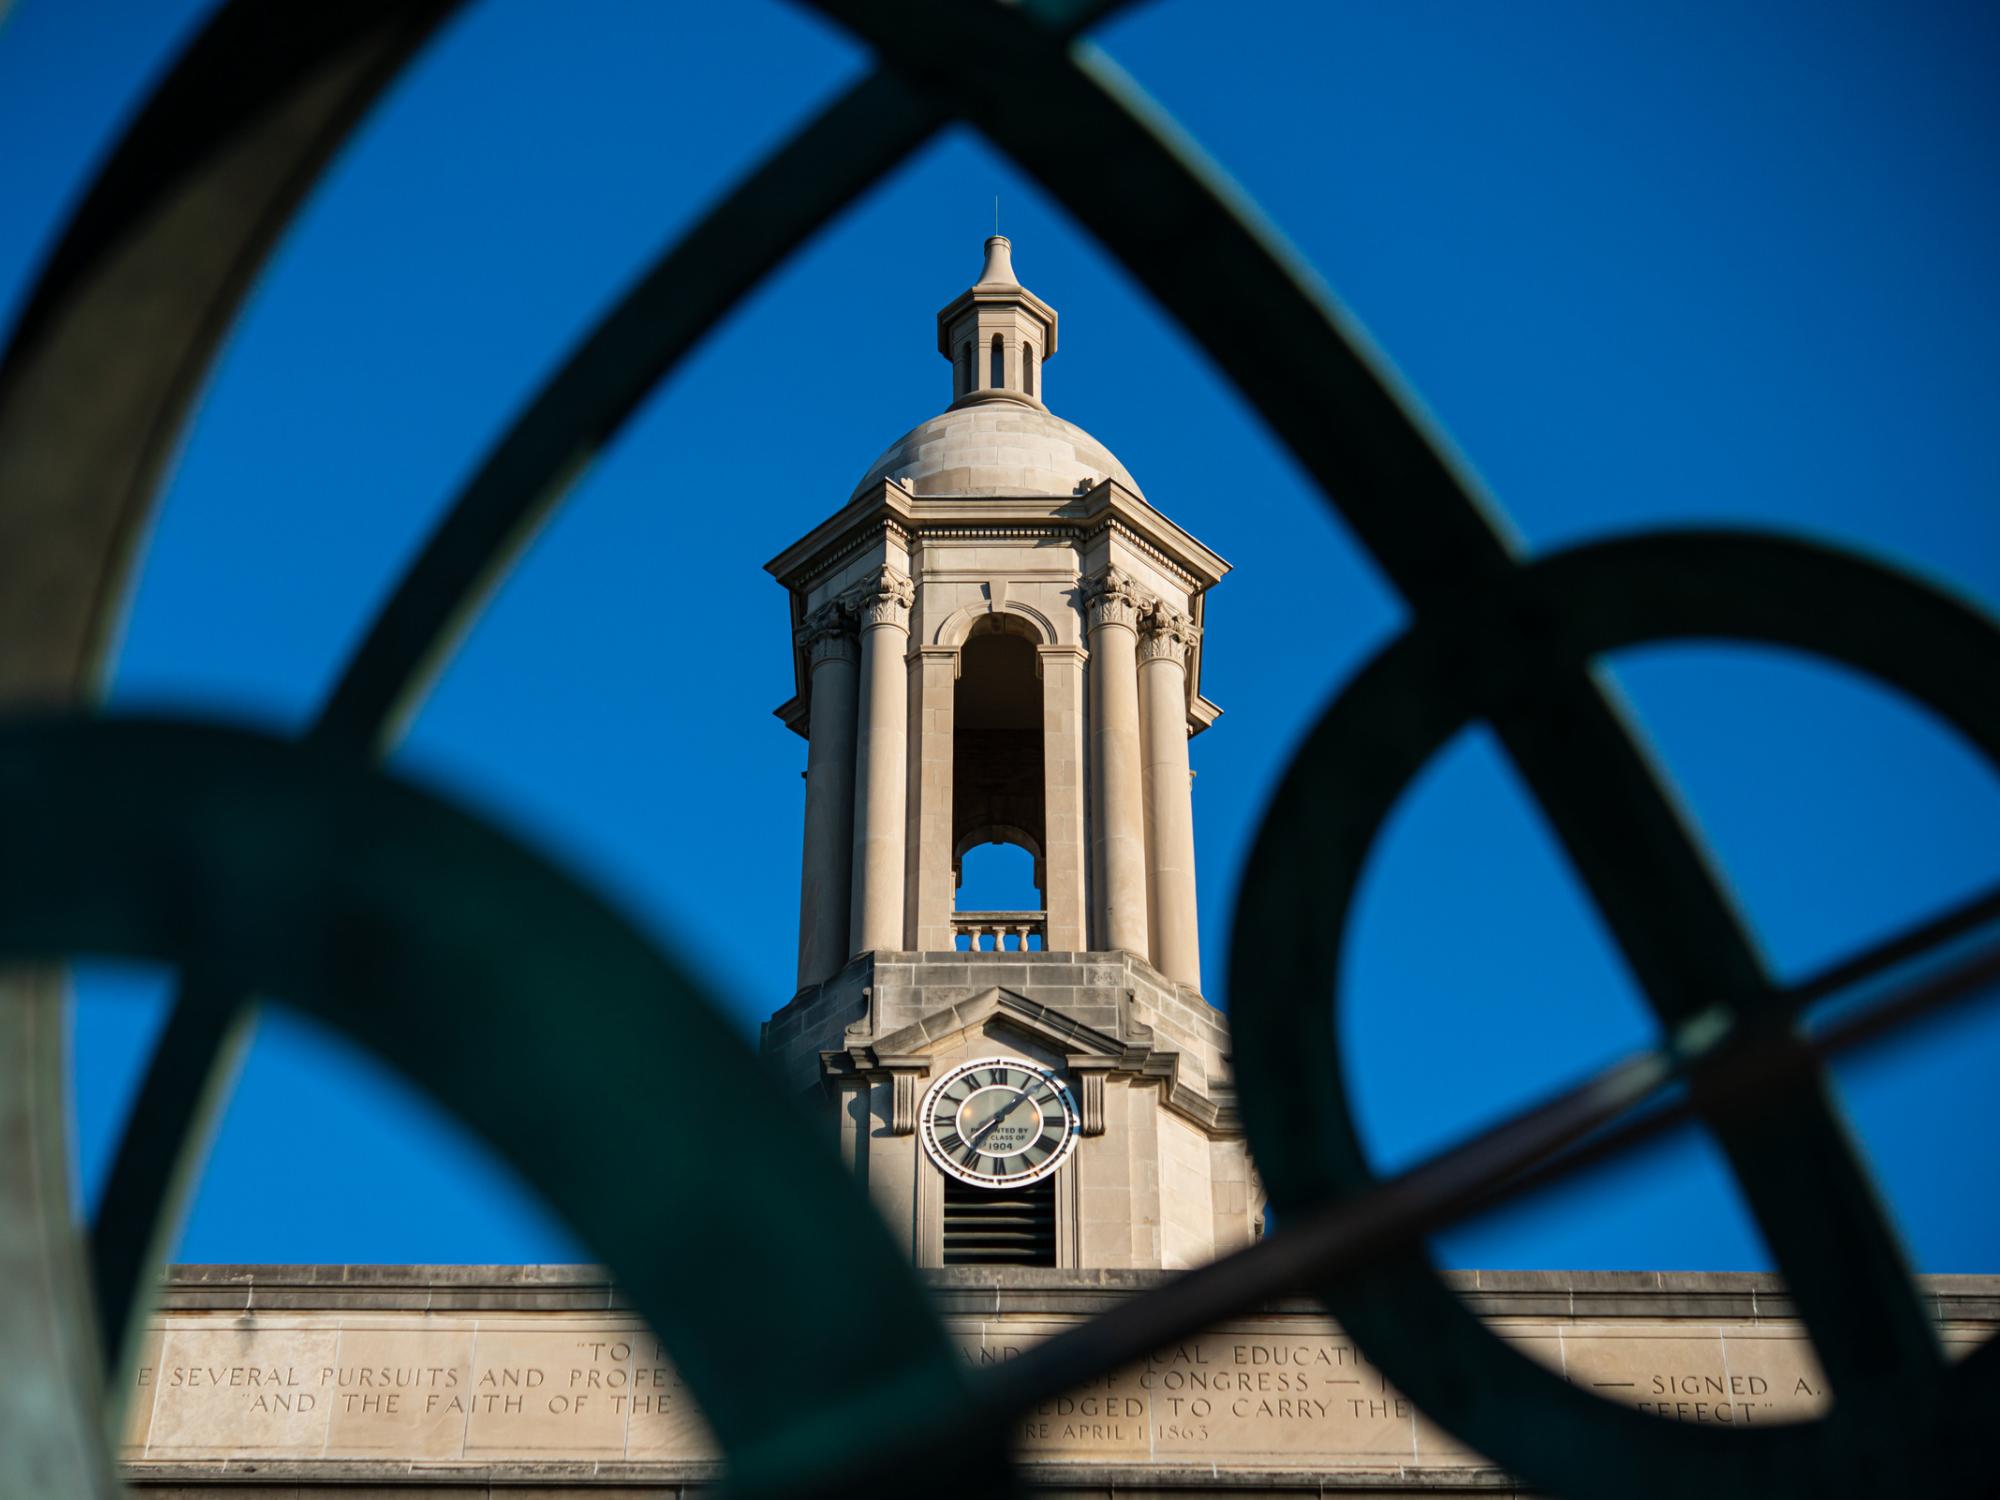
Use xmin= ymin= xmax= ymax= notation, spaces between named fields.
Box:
xmin=849 ymin=564 xmax=916 ymax=954
xmin=795 ymin=602 xmax=858 ymax=987
xmin=909 ymin=643 xmax=960 ymax=952
xmin=1084 ymin=567 xmax=1148 ymax=957
xmin=1138 ymin=601 xmax=1201 ymax=989
xmin=1038 ymin=641 xmax=1089 ymax=951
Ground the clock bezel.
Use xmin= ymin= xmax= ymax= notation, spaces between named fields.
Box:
xmin=918 ymin=1054 xmax=1080 ymax=1190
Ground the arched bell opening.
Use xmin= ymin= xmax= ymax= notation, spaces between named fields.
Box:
xmin=952 ymin=618 xmax=1047 ymax=951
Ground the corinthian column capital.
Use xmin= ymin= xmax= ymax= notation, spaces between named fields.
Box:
xmin=847 ymin=564 xmax=915 ymax=630
xmin=1137 ymin=602 xmax=1199 ymax=665
xmin=798 ymin=600 xmax=858 ymax=667
xmin=1082 ymin=566 xmax=1141 ymax=631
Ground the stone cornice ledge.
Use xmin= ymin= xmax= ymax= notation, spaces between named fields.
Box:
xmin=122 ymin=1456 xmax=725 ymax=1484
xmin=119 ymin=1457 xmax=1522 ymax=1493
xmin=828 ymin=983 xmax=1243 ymax=1136
xmin=147 ymin=1265 xmax=2000 ymax=1324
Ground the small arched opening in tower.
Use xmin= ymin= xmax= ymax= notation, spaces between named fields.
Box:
xmin=952 ymin=617 xmax=1046 ymax=947
xmin=990 ymin=333 xmax=1005 ymax=391
xmin=1023 ymin=342 xmax=1035 ymax=399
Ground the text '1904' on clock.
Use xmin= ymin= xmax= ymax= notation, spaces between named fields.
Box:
xmin=920 ymin=1056 xmax=1079 ymax=1189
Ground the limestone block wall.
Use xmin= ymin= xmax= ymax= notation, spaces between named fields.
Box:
xmin=116 ymin=1266 xmax=2000 ymax=1496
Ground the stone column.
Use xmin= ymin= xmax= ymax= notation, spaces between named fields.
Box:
xmin=1084 ymin=567 xmax=1149 ymax=956
xmin=849 ymin=565 xmax=915 ymax=954
xmin=1039 ymin=643 xmax=1089 ymax=950
xmin=1139 ymin=602 xmax=1201 ymax=989
xmin=796 ymin=601 xmax=858 ymax=989
xmin=908 ymin=644 xmax=959 ymax=951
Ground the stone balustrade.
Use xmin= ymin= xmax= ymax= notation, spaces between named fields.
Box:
xmin=951 ymin=911 xmax=1047 ymax=952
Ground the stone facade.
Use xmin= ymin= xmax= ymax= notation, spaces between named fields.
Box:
xmin=116 ymin=1265 xmax=2000 ymax=1495
xmin=762 ymin=950 xmax=1258 ymax=1269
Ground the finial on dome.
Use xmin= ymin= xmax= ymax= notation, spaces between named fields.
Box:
xmin=935 ymin=235 xmax=1058 ymax=410
xmin=978 ymin=234 xmax=1018 ymax=287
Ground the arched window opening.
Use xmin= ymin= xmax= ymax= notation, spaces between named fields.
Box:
xmin=1023 ymin=343 xmax=1036 ymax=398
xmin=952 ymin=619 xmax=1046 ymax=951
xmin=990 ymin=333 xmax=1005 ymax=390
xmin=955 ymin=844 xmax=1041 ymax=947
xmin=958 ymin=342 xmax=972 ymax=396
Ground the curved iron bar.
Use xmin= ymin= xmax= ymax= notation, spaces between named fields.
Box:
xmin=1227 ymin=530 xmax=2000 ymax=1497
xmin=0 ymin=713 xmax=997 ymax=1499
xmin=0 ymin=3 xmax=464 ymax=1473
xmin=59 ymin=0 xmax=484 ymax=1389
xmin=801 ymin=0 xmax=1941 ymax=1414
xmin=960 ymin=882 xmax=2000 ymax=1455
xmin=312 ymin=59 xmax=947 ymax=753
xmin=0 ymin=0 xmax=458 ymax=701
xmin=85 ymin=56 xmax=949 ymax=1389
xmin=85 ymin=0 xmax=1139 ymax=1411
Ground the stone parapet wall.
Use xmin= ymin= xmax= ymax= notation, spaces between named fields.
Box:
xmin=121 ymin=1267 xmax=1998 ymax=1496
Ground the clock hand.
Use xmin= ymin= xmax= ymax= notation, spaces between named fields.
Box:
xmin=968 ymin=1086 xmax=1036 ymax=1147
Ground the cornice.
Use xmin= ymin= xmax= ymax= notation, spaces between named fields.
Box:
xmin=765 ymin=487 xmax=915 ymax=596
xmin=935 ymin=282 xmax=1059 ymax=358
xmin=142 ymin=1262 xmax=2000 ymax=1317
xmin=769 ymin=478 xmax=1229 ymax=731
xmin=766 ymin=479 xmax=1228 ymax=598
xmin=826 ymin=984 xmax=1243 ymax=1139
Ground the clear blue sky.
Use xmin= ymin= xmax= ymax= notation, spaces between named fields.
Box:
xmin=5 ymin=0 xmax=1997 ymax=1272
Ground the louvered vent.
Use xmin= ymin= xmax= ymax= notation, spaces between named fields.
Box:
xmin=942 ymin=1174 xmax=1056 ymax=1266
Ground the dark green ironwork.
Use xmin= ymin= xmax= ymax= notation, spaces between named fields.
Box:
xmin=1229 ymin=531 xmax=2000 ymax=1498
xmin=0 ymin=2 xmax=1995 ymax=1497
xmin=0 ymin=715 xmax=985 ymax=1493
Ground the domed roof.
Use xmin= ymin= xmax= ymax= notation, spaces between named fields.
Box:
xmin=851 ymin=397 xmax=1144 ymax=502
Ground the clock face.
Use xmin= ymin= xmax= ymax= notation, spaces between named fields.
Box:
xmin=919 ymin=1055 xmax=1079 ymax=1189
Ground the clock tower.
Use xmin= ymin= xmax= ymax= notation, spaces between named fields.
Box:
xmin=761 ymin=237 xmax=1260 ymax=1269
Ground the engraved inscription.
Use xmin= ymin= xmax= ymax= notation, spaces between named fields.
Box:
xmin=123 ymin=1312 xmax=1851 ymax=1469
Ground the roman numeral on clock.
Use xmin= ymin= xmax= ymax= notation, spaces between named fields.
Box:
xmin=919 ymin=1058 xmax=1072 ymax=1185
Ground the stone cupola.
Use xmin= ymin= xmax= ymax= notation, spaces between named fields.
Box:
xmin=761 ymin=240 xmax=1257 ymax=1271
xmin=935 ymin=234 xmax=1057 ymax=407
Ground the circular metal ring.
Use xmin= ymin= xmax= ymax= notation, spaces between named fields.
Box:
xmin=0 ymin=714 xmax=988 ymax=1493
xmin=1229 ymin=528 xmax=2000 ymax=1499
